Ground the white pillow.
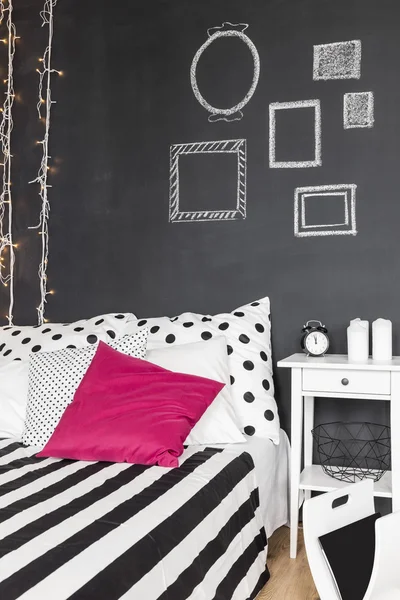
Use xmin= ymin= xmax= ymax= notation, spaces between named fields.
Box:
xmin=0 ymin=359 xmax=29 ymax=438
xmin=125 ymin=297 xmax=280 ymax=443
xmin=22 ymin=331 xmax=149 ymax=448
xmin=147 ymin=337 xmax=244 ymax=445
xmin=0 ymin=312 xmax=135 ymax=363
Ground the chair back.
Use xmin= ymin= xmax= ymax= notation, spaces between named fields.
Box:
xmin=364 ymin=509 xmax=400 ymax=600
xmin=303 ymin=479 xmax=375 ymax=600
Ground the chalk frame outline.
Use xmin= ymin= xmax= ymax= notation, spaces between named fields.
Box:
xmin=294 ymin=184 xmax=357 ymax=237
xmin=301 ymin=192 xmax=349 ymax=229
xmin=190 ymin=24 xmax=260 ymax=122
xmin=169 ymin=139 xmax=247 ymax=223
xmin=269 ymin=100 xmax=322 ymax=168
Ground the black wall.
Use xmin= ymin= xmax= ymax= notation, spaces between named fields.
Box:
xmin=2 ymin=0 xmax=400 ymax=436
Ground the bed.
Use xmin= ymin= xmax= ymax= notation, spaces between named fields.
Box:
xmin=0 ymin=297 xmax=289 ymax=599
xmin=0 ymin=430 xmax=289 ymax=600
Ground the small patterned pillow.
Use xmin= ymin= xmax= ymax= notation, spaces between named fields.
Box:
xmin=125 ymin=297 xmax=280 ymax=443
xmin=21 ymin=330 xmax=148 ymax=448
xmin=0 ymin=312 xmax=135 ymax=364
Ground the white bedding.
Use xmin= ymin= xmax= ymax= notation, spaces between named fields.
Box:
xmin=186 ymin=428 xmax=290 ymax=538
xmin=243 ymin=428 xmax=290 ymax=537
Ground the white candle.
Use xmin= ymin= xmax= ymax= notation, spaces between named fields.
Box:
xmin=372 ymin=318 xmax=392 ymax=362
xmin=347 ymin=318 xmax=369 ymax=362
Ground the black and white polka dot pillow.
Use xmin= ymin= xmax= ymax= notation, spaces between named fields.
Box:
xmin=125 ymin=297 xmax=280 ymax=443
xmin=0 ymin=313 xmax=135 ymax=364
xmin=21 ymin=330 xmax=148 ymax=448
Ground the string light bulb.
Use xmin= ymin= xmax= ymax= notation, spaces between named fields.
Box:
xmin=0 ymin=0 xmax=16 ymax=325
xmin=28 ymin=0 xmax=59 ymax=325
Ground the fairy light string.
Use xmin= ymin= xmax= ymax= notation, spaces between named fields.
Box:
xmin=0 ymin=0 xmax=17 ymax=325
xmin=29 ymin=0 xmax=60 ymax=325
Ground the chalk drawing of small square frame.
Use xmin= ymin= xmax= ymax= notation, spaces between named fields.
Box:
xmin=294 ymin=184 xmax=357 ymax=237
xmin=169 ymin=139 xmax=247 ymax=223
xmin=269 ymin=100 xmax=321 ymax=169
xmin=343 ymin=92 xmax=374 ymax=129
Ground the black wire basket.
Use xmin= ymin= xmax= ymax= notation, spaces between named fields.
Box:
xmin=312 ymin=422 xmax=391 ymax=483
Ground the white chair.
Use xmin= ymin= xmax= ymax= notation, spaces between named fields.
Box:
xmin=303 ymin=479 xmax=400 ymax=600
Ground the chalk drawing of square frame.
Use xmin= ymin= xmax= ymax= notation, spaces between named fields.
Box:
xmin=269 ymin=100 xmax=322 ymax=169
xmin=169 ymin=139 xmax=247 ymax=222
xmin=343 ymin=91 xmax=374 ymax=129
xmin=294 ymin=184 xmax=357 ymax=237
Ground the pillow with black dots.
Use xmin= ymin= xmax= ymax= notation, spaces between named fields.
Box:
xmin=21 ymin=330 xmax=149 ymax=449
xmin=125 ymin=297 xmax=280 ymax=443
xmin=0 ymin=313 xmax=135 ymax=363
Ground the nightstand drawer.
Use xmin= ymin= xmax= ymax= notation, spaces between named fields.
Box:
xmin=302 ymin=368 xmax=391 ymax=395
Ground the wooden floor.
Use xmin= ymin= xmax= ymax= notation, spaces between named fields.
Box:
xmin=257 ymin=527 xmax=319 ymax=600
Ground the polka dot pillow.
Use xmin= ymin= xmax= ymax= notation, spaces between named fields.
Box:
xmin=125 ymin=297 xmax=280 ymax=443
xmin=0 ymin=312 xmax=135 ymax=363
xmin=21 ymin=331 xmax=149 ymax=448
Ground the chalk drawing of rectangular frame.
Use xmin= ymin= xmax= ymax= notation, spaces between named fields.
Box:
xmin=313 ymin=40 xmax=361 ymax=81
xmin=269 ymin=100 xmax=322 ymax=169
xmin=169 ymin=139 xmax=247 ymax=223
xmin=294 ymin=184 xmax=357 ymax=237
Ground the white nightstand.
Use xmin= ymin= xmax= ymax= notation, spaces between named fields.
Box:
xmin=278 ymin=353 xmax=400 ymax=559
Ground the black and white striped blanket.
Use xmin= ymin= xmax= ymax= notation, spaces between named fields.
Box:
xmin=0 ymin=439 xmax=269 ymax=600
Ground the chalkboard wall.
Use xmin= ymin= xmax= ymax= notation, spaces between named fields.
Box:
xmin=2 ymin=0 xmax=399 ymax=438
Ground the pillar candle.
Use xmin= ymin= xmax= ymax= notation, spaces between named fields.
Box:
xmin=347 ymin=318 xmax=369 ymax=362
xmin=372 ymin=318 xmax=392 ymax=362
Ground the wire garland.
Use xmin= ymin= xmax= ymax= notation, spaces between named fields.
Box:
xmin=0 ymin=0 xmax=17 ymax=325
xmin=29 ymin=0 xmax=60 ymax=325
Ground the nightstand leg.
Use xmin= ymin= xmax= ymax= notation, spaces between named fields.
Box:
xmin=290 ymin=368 xmax=303 ymax=559
xmin=391 ymin=373 xmax=400 ymax=512
xmin=303 ymin=396 xmax=315 ymax=502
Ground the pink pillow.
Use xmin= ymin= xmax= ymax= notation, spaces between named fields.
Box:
xmin=37 ymin=342 xmax=224 ymax=467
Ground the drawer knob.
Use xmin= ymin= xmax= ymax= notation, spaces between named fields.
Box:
xmin=341 ymin=378 xmax=349 ymax=386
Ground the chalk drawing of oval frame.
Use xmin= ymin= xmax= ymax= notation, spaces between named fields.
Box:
xmin=190 ymin=28 xmax=260 ymax=121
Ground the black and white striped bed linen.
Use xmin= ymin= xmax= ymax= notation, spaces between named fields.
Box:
xmin=0 ymin=439 xmax=269 ymax=600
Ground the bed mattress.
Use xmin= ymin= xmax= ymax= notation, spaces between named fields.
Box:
xmin=0 ymin=432 xmax=289 ymax=600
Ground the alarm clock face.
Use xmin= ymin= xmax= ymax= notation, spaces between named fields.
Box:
xmin=305 ymin=330 xmax=329 ymax=356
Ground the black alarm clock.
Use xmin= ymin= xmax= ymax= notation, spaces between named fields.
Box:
xmin=300 ymin=320 xmax=329 ymax=357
